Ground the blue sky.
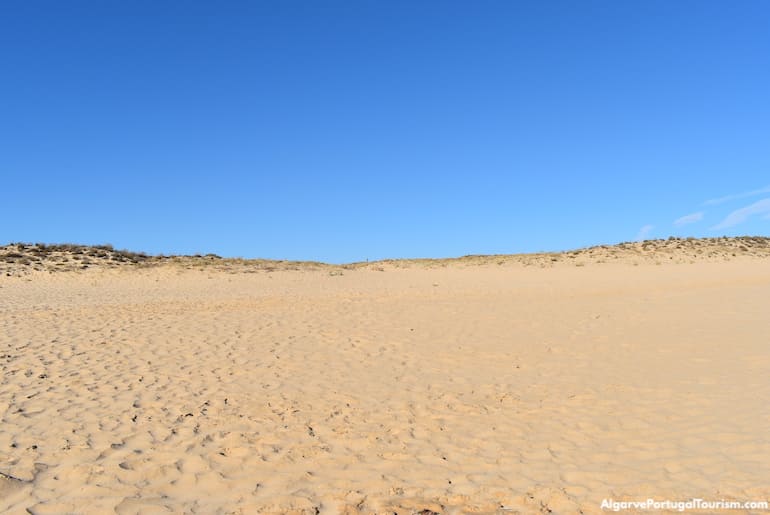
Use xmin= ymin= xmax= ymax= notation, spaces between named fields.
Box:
xmin=2 ymin=1 xmax=769 ymax=263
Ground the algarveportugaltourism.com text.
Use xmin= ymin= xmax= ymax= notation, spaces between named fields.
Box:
xmin=601 ymin=498 xmax=769 ymax=512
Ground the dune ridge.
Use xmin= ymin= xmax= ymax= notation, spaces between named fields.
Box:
xmin=2 ymin=236 xmax=770 ymax=277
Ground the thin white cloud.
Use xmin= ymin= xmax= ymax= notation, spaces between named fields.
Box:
xmin=636 ymin=224 xmax=654 ymax=241
xmin=711 ymin=198 xmax=770 ymax=230
xmin=703 ymin=186 xmax=770 ymax=206
xmin=673 ymin=212 xmax=704 ymax=226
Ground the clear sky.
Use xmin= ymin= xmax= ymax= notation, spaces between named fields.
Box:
xmin=2 ymin=1 xmax=769 ymax=263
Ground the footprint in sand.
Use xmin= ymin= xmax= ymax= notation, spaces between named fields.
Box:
xmin=0 ymin=471 xmax=32 ymax=507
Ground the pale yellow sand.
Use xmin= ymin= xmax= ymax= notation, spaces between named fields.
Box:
xmin=1 ymin=258 xmax=770 ymax=514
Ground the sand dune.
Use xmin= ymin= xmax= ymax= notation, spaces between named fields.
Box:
xmin=1 ymin=240 xmax=770 ymax=513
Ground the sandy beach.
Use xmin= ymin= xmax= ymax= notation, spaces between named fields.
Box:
xmin=2 ymin=241 xmax=770 ymax=514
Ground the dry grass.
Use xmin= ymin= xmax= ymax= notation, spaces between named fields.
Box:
xmin=1 ymin=237 xmax=769 ymax=277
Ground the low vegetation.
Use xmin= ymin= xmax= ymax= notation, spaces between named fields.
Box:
xmin=1 ymin=237 xmax=769 ymax=277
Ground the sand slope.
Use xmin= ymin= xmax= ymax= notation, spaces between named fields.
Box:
xmin=1 ymin=254 xmax=770 ymax=513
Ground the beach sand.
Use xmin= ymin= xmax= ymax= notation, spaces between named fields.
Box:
xmin=1 ymin=245 xmax=770 ymax=513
